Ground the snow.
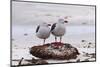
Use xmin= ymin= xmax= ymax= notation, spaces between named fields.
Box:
xmin=12 ymin=25 xmax=95 ymax=65
xmin=11 ymin=1 xmax=96 ymax=66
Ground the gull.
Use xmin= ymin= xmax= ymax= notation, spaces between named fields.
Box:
xmin=36 ymin=23 xmax=51 ymax=45
xmin=51 ymin=18 xmax=68 ymax=43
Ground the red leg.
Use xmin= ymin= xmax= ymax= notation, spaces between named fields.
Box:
xmin=60 ymin=36 xmax=62 ymax=43
xmin=55 ymin=37 xmax=57 ymax=42
xmin=43 ymin=39 xmax=45 ymax=45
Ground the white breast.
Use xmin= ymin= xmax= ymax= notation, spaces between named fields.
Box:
xmin=52 ymin=23 xmax=66 ymax=36
xmin=36 ymin=26 xmax=51 ymax=39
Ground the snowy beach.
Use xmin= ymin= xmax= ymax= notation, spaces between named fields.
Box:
xmin=12 ymin=25 xmax=95 ymax=65
xmin=12 ymin=1 xmax=96 ymax=66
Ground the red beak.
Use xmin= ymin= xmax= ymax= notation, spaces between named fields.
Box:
xmin=64 ymin=20 xmax=68 ymax=23
xmin=48 ymin=24 xmax=51 ymax=26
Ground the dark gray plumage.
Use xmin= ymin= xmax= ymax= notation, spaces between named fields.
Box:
xmin=50 ymin=19 xmax=68 ymax=42
xmin=36 ymin=23 xmax=51 ymax=45
xmin=36 ymin=25 xmax=40 ymax=33
xmin=51 ymin=23 xmax=56 ymax=31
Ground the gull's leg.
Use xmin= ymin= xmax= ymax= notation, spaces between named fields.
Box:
xmin=60 ymin=36 xmax=62 ymax=43
xmin=43 ymin=39 xmax=46 ymax=45
xmin=55 ymin=36 xmax=57 ymax=42
xmin=60 ymin=36 xmax=63 ymax=48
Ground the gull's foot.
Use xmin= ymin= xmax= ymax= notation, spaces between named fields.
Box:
xmin=51 ymin=42 xmax=64 ymax=49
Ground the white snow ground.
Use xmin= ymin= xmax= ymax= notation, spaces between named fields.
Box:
xmin=12 ymin=1 xmax=96 ymax=66
xmin=12 ymin=25 xmax=95 ymax=65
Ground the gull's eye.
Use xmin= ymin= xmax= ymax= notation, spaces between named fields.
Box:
xmin=64 ymin=21 xmax=68 ymax=23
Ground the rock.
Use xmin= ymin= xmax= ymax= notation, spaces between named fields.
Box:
xmin=87 ymin=45 xmax=91 ymax=48
xmin=82 ymin=22 xmax=87 ymax=25
xmin=90 ymin=53 xmax=96 ymax=58
xmin=88 ymin=42 xmax=92 ymax=44
xmin=31 ymin=58 xmax=48 ymax=64
xmin=24 ymin=33 xmax=28 ymax=36
xmin=30 ymin=42 xmax=80 ymax=60
xmin=81 ymin=40 xmax=86 ymax=42
xmin=84 ymin=53 xmax=96 ymax=58
xmin=83 ymin=59 xmax=90 ymax=62
xmin=35 ymin=60 xmax=48 ymax=64
xmin=76 ymin=59 xmax=80 ymax=62
xmin=45 ymin=14 xmax=51 ymax=16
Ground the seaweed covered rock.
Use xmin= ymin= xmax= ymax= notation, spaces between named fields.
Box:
xmin=31 ymin=58 xmax=48 ymax=64
xmin=30 ymin=42 xmax=80 ymax=60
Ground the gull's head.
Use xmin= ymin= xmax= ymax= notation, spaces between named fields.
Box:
xmin=58 ymin=18 xmax=68 ymax=24
xmin=41 ymin=22 xmax=51 ymax=27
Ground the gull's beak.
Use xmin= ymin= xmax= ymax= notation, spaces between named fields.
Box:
xmin=64 ymin=20 xmax=68 ymax=23
xmin=48 ymin=24 xmax=51 ymax=26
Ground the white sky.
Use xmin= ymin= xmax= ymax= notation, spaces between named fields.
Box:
xmin=12 ymin=1 xmax=95 ymax=25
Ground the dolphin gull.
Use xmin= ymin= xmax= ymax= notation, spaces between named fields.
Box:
xmin=51 ymin=18 xmax=68 ymax=43
xmin=36 ymin=23 xmax=51 ymax=45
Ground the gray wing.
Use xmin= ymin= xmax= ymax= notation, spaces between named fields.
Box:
xmin=51 ymin=23 xmax=56 ymax=31
xmin=36 ymin=25 xmax=40 ymax=33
